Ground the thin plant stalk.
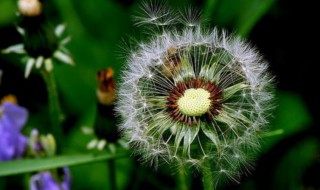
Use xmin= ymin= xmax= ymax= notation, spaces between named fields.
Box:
xmin=108 ymin=158 xmax=116 ymax=190
xmin=177 ymin=168 xmax=189 ymax=190
xmin=201 ymin=163 xmax=214 ymax=190
xmin=41 ymin=70 xmax=63 ymax=138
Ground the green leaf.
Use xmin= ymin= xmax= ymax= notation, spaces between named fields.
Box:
xmin=70 ymin=156 xmax=134 ymax=190
xmin=260 ymin=129 xmax=284 ymax=138
xmin=0 ymin=152 xmax=128 ymax=177
xmin=236 ymin=0 xmax=277 ymax=37
xmin=262 ymin=91 xmax=312 ymax=151
xmin=203 ymin=0 xmax=218 ymax=19
xmin=273 ymin=139 xmax=319 ymax=190
xmin=206 ymin=0 xmax=277 ymax=37
xmin=0 ymin=0 xmax=15 ymax=27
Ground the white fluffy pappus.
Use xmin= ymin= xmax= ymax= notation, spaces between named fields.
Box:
xmin=116 ymin=2 xmax=274 ymax=186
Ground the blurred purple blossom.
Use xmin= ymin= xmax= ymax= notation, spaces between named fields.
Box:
xmin=30 ymin=168 xmax=71 ymax=190
xmin=0 ymin=102 xmax=28 ymax=161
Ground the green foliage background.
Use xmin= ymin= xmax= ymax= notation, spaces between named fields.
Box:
xmin=0 ymin=0 xmax=318 ymax=189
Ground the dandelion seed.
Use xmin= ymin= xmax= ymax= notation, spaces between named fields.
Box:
xmin=179 ymin=6 xmax=203 ymax=27
xmin=117 ymin=2 xmax=274 ymax=186
xmin=133 ymin=1 xmax=177 ymax=27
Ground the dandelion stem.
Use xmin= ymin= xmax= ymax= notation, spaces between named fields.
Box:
xmin=41 ymin=71 xmax=63 ymax=138
xmin=201 ymin=163 xmax=214 ymax=190
xmin=177 ymin=168 xmax=189 ymax=190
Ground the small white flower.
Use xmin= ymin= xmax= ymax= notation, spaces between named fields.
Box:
xmin=117 ymin=3 xmax=274 ymax=185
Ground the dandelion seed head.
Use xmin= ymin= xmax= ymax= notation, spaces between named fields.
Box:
xmin=117 ymin=2 xmax=274 ymax=185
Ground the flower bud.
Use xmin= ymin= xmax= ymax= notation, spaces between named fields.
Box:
xmin=28 ymin=129 xmax=56 ymax=157
xmin=96 ymin=68 xmax=116 ymax=105
xmin=18 ymin=0 xmax=42 ymax=17
xmin=2 ymin=0 xmax=73 ymax=78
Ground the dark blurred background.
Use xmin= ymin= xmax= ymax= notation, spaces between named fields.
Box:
xmin=0 ymin=0 xmax=319 ymax=189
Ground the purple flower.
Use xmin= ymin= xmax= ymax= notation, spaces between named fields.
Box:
xmin=0 ymin=102 xmax=28 ymax=161
xmin=30 ymin=168 xmax=71 ymax=190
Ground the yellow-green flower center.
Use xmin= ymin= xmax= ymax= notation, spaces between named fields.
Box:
xmin=177 ymin=88 xmax=211 ymax=117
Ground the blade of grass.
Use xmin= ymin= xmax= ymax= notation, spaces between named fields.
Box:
xmin=0 ymin=152 xmax=129 ymax=177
